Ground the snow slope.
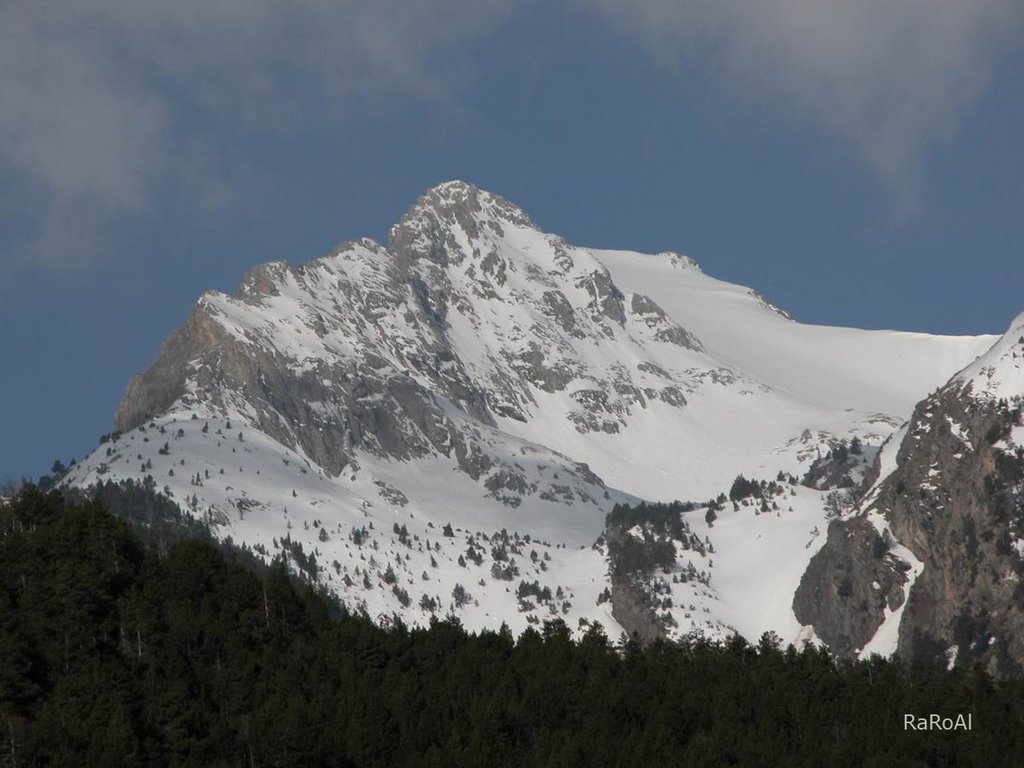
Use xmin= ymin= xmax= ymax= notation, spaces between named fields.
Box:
xmin=953 ymin=310 xmax=1024 ymax=403
xmin=594 ymin=249 xmax=993 ymax=416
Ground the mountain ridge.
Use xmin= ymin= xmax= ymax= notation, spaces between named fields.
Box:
xmin=65 ymin=181 xmax=1001 ymax=650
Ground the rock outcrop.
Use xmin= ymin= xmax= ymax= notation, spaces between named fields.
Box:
xmin=797 ymin=317 xmax=1024 ymax=673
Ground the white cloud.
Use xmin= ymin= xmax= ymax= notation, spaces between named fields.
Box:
xmin=2 ymin=1 xmax=1021 ymax=271
xmin=0 ymin=0 xmax=513 ymax=270
xmin=591 ymin=0 xmax=1024 ymax=202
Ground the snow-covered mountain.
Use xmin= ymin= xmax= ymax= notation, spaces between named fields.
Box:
xmin=797 ymin=313 xmax=1024 ymax=673
xmin=64 ymin=181 xmax=996 ymax=647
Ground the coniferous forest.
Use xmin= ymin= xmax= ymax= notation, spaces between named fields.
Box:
xmin=3 ymin=487 xmax=1024 ymax=766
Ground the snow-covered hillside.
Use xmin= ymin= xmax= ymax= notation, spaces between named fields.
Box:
xmin=953 ymin=311 xmax=1024 ymax=404
xmin=64 ymin=181 xmax=995 ymax=647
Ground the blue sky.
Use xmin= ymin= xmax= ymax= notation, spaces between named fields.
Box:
xmin=2 ymin=1 xmax=1022 ymax=482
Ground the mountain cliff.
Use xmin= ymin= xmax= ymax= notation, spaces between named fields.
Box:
xmin=796 ymin=314 xmax=1024 ymax=673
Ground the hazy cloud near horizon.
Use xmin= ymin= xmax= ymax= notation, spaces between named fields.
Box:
xmin=2 ymin=0 xmax=1022 ymax=271
xmin=592 ymin=0 xmax=1023 ymax=201
xmin=0 ymin=0 xmax=514 ymax=270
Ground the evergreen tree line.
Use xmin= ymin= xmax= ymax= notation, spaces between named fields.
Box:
xmin=2 ymin=486 xmax=1024 ymax=766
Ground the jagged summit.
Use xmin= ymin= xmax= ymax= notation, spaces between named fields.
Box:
xmin=389 ymin=180 xmax=535 ymax=256
xmin=414 ymin=179 xmax=533 ymax=223
xmin=415 ymin=179 xmax=521 ymax=213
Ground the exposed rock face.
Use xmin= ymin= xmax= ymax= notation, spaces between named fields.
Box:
xmin=611 ymin=583 xmax=666 ymax=645
xmin=800 ymin=439 xmax=873 ymax=491
xmin=887 ymin=390 xmax=1024 ymax=674
xmin=113 ymin=181 xmax=705 ymax=487
xmin=797 ymin=320 xmax=1024 ymax=673
xmin=115 ymin=308 xmax=211 ymax=432
xmin=794 ymin=515 xmax=909 ymax=657
xmin=629 ymin=293 xmax=703 ymax=349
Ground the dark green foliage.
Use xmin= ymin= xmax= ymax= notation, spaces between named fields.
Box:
xmin=608 ymin=531 xmax=676 ymax=580
xmin=419 ymin=593 xmax=437 ymax=612
xmin=517 ymin=580 xmax=553 ymax=602
xmin=452 ymin=583 xmax=471 ymax=607
xmin=729 ymin=474 xmax=761 ymax=501
xmin=605 ymin=501 xmax=709 ymax=584
xmin=65 ymin=480 xmax=252 ymax=567
xmin=4 ymin=487 xmax=1024 ymax=766
xmin=490 ymin=561 xmax=519 ymax=581
xmin=392 ymin=522 xmax=410 ymax=546
xmin=278 ymin=535 xmax=319 ymax=582
xmin=464 ymin=544 xmax=484 ymax=566
xmin=607 ymin=500 xmax=696 ymax=539
xmin=350 ymin=525 xmax=368 ymax=546
xmin=34 ymin=459 xmax=68 ymax=492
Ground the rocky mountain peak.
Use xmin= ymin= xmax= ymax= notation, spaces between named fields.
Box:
xmin=72 ymin=183 xmax=1002 ymax=655
xmin=388 ymin=180 xmax=535 ymax=261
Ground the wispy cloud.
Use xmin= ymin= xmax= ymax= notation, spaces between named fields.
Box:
xmin=0 ymin=0 xmax=513 ymax=271
xmin=2 ymin=2 xmax=1021 ymax=272
xmin=591 ymin=0 xmax=1023 ymax=204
